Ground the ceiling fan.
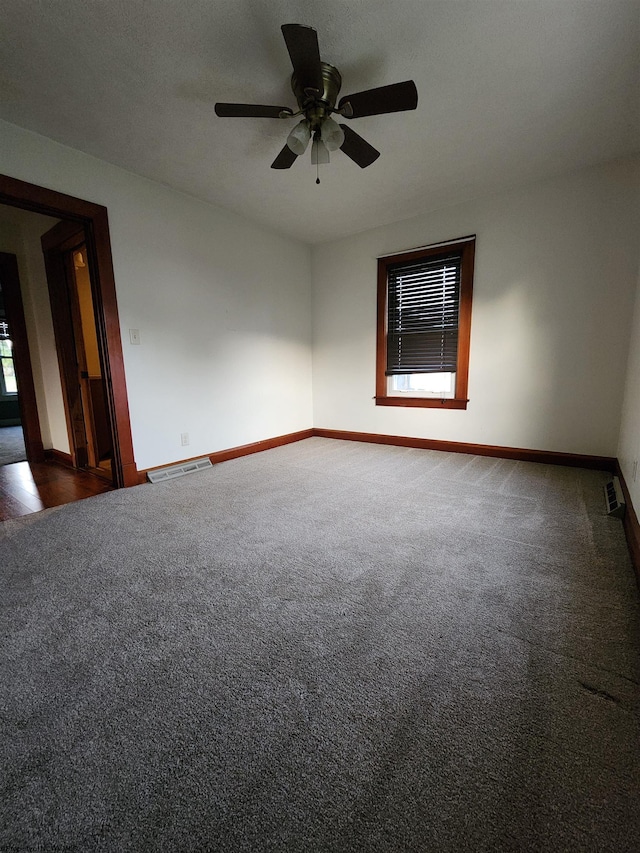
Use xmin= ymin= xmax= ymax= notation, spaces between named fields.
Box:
xmin=214 ymin=24 xmax=418 ymax=177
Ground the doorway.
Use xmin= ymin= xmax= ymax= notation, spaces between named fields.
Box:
xmin=42 ymin=222 xmax=113 ymax=480
xmin=0 ymin=273 xmax=26 ymax=465
xmin=0 ymin=251 xmax=44 ymax=466
xmin=0 ymin=173 xmax=137 ymax=487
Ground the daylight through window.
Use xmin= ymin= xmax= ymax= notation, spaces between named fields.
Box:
xmin=0 ymin=321 xmax=18 ymax=396
xmin=376 ymin=237 xmax=475 ymax=409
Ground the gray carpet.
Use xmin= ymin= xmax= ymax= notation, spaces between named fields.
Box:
xmin=0 ymin=425 xmax=26 ymax=466
xmin=1 ymin=437 xmax=639 ymax=852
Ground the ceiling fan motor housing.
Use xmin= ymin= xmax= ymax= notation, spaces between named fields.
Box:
xmin=292 ymin=62 xmax=342 ymax=130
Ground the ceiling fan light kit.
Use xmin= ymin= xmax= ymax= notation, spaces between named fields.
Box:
xmin=311 ymin=136 xmax=330 ymax=166
xmin=214 ymin=24 xmax=418 ymax=180
xmin=320 ymin=117 xmax=345 ymax=152
xmin=286 ymin=120 xmax=312 ymax=155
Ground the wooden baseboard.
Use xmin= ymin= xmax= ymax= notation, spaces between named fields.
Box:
xmin=133 ymin=425 xmax=638 ymax=582
xmin=44 ymin=448 xmax=74 ymax=467
xmin=138 ymin=429 xmax=314 ymax=484
xmin=138 ymin=426 xmax=617 ymax=484
xmin=315 ymin=428 xmax=639 ymax=581
xmin=614 ymin=465 xmax=640 ymax=589
xmin=311 ymin=428 xmax=617 ymax=471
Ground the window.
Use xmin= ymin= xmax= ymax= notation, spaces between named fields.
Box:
xmin=0 ymin=320 xmax=18 ymax=397
xmin=376 ymin=236 xmax=475 ymax=409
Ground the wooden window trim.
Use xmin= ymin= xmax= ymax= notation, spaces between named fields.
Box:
xmin=375 ymin=237 xmax=475 ymax=410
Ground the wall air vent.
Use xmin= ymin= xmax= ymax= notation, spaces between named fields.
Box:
xmin=147 ymin=457 xmax=213 ymax=484
xmin=603 ymin=476 xmax=625 ymax=518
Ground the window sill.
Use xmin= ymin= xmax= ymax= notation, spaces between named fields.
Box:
xmin=375 ymin=396 xmax=469 ymax=410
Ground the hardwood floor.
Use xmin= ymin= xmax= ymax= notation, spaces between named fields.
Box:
xmin=0 ymin=460 xmax=114 ymax=521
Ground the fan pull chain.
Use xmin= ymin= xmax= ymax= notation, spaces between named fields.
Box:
xmin=316 ymin=159 xmax=320 ymax=184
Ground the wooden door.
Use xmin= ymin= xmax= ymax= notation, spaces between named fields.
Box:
xmin=42 ymin=222 xmax=113 ymax=479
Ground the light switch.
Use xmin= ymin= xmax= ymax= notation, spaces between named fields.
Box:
xmin=129 ymin=329 xmax=140 ymax=345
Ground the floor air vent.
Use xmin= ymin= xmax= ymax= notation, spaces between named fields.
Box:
xmin=604 ymin=476 xmax=625 ymax=518
xmin=147 ymin=457 xmax=212 ymax=484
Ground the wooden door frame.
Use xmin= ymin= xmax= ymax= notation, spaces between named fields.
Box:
xmin=0 ymin=174 xmax=137 ymax=487
xmin=0 ymin=252 xmax=45 ymax=463
xmin=41 ymin=222 xmax=91 ymax=470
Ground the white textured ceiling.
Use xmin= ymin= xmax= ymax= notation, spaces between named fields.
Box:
xmin=1 ymin=1 xmax=638 ymax=244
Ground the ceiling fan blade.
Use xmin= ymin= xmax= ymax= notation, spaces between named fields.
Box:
xmin=271 ymin=145 xmax=299 ymax=169
xmin=215 ymin=103 xmax=293 ymax=118
xmin=339 ymin=125 xmax=380 ymax=168
xmin=338 ymin=80 xmax=418 ymax=118
xmin=281 ymin=24 xmax=323 ymax=94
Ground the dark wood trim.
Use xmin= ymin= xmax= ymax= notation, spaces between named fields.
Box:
xmin=374 ymin=396 xmax=469 ymax=410
xmin=44 ymin=448 xmax=74 ymax=467
xmin=135 ymin=425 xmax=637 ymax=586
xmin=88 ymin=207 xmax=137 ymax=487
xmin=614 ymin=463 xmax=640 ymax=589
xmin=42 ymin=223 xmax=113 ymax=473
xmin=376 ymin=237 xmax=475 ymax=410
xmin=40 ymin=219 xmax=85 ymax=252
xmin=138 ymin=429 xmax=315 ymax=483
xmin=311 ymin=428 xmax=617 ymax=471
xmin=207 ymin=429 xmax=314 ymax=464
xmin=138 ymin=427 xmax=616 ymax=485
xmin=0 ymin=252 xmax=45 ymax=462
xmin=455 ymin=239 xmax=475 ymax=403
xmin=0 ymin=174 xmax=105 ymax=221
xmin=0 ymin=173 xmax=138 ymax=487
xmin=375 ymin=258 xmax=388 ymax=399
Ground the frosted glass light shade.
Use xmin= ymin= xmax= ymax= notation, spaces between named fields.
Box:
xmin=286 ymin=120 xmax=311 ymax=155
xmin=311 ymin=137 xmax=330 ymax=165
xmin=320 ymin=117 xmax=345 ymax=151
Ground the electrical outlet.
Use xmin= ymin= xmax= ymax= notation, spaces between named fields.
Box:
xmin=181 ymin=432 xmax=190 ymax=446
xmin=129 ymin=328 xmax=140 ymax=345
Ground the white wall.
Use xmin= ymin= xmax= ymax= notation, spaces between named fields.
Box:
xmin=2 ymin=118 xmax=638 ymax=474
xmin=18 ymin=215 xmax=70 ymax=453
xmin=0 ymin=120 xmax=313 ymax=470
xmin=0 ymin=213 xmax=69 ymax=452
xmin=618 ymin=259 xmax=640 ymax=508
xmin=312 ymin=158 xmax=640 ymax=457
